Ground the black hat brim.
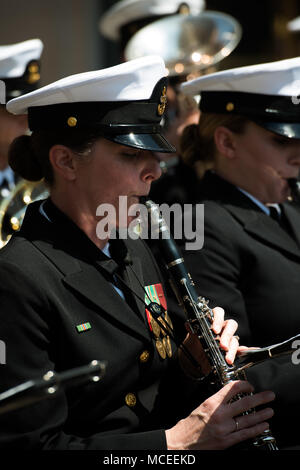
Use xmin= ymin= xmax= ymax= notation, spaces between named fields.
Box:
xmin=254 ymin=121 xmax=300 ymax=139
xmin=104 ymin=132 xmax=176 ymax=153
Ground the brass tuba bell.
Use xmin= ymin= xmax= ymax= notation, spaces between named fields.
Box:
xmin=124 ymin=11 xmax=242 ymax=79
xmin=0 ymin=179 xmax=49 ymax=248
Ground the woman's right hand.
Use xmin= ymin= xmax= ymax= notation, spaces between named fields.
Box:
xmin=165 ymin=380 xmax=275 ymax=450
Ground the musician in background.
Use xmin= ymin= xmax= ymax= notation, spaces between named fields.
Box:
xmin=98 ymin=0 xmax=206 ymax=58
xmin=0 ymin=55 xmax=274 ymax=450
xmin=99 ymin=0 xmax=206 ymax=206
xmin=287 ymin=14 xmax=300 ymax=189
xmin=179 ymin=57 xmax=300 ymax=448
xmin=99 ymin=0 xmax=242 ymax=207
xmin=0 ymin=39 xmax=43 ymax=200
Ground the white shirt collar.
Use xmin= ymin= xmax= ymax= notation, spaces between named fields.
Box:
xmin=237 ymin=187 xmax=281 ymax=216
xmin=0 ymin=166 xmax=15 ymax=187
xmin=101 ymin=242 xmax=110 ymax=257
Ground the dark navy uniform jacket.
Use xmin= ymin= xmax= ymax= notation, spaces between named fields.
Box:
xmin=182 ymin=171 xmax=300 ymax=448
xmin=0 ymin=199 xmax=198 ymax=450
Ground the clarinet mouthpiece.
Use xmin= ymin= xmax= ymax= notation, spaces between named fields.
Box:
xmin=287 ymin=178 xmax=300 ymax=203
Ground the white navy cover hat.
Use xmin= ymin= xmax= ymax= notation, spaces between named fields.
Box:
xmin=181 ymin=56 xmax=300 ymax=139
xmin=0 ymin=39 xmax=43 ymax=103
xmin=99 ymin=0 xmax=206 ymax=42
xmin=287 ymin=16 xmax=300 ymax=32
xmin=7 ymin=55 xmax=175 ymax=153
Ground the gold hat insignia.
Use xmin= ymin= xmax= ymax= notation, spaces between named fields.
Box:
xmin=27 ymin=61 xmax=40 ymax=85
xmin=157 ymin=86 xmax=167 ymax=116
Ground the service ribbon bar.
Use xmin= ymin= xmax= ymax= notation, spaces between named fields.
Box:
xmin=76 ymin=322 xmax=91 ymax=333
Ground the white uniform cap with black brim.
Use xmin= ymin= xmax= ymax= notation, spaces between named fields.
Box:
xmin=181 ymin=56 xmax=300 ymax=139
xmin=6 ymin=55 xmax=176 ymax=154
xmin=99 ymin=0 xmax=206 ymax=42
xmin=287 ymin=16 xmax=300 ymax=32
xmin=0 ymin=39 xmax=43 ymax=103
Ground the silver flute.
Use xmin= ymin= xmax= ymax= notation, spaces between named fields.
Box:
xmin=145 ymin=199 xmax=278 ymax=451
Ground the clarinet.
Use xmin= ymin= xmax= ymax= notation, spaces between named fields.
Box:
xmin=145 ymin=199 xmax=278 ymax=450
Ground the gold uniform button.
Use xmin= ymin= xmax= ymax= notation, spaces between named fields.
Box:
xmin=67 ymin=116 xmax=77 ymax=127
xmin=226 ymin=102 xmax=234 ymax=112
xmin=139 ymin=350 xmax=150 ymax=363
xmin=125 ymin=393 xmax=137 ymax=407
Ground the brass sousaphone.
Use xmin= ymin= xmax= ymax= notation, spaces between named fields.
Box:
xmin=0 ymin=179 xmax=49 ymax=247
xmin=124 ymin=10 xmax=242 ymax=173
xmin=124 ymin=11 xmax=242 ymax=79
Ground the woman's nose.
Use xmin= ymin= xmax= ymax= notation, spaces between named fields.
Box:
xmin=289 ymin=142 xmax=300 ymax=167
xmin=140 ymin=152 xmax=162 ymax=183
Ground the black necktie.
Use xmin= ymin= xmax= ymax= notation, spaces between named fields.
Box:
xmin=269 ymin=206 xmax=281 ymax=222
xmin=108 ymin=239 xmax=139 ymax=311
xmin=269 ymin=205 xmax=294 ymax=237
xmin=0 ymin=179 xmax=10 ymax=198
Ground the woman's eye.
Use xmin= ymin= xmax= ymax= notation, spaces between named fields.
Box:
xmin=122 ymin=151 xmax=140 ymax=158
xmin=272 ymin=136 xmax=291 ymax=146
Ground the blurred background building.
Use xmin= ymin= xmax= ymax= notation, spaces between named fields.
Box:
xmin=0 ymin=0 xmax=299 ymax=87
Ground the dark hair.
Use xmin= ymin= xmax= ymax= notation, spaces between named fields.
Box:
xmin=180 ymin=113 xmax=249 ymax=178
xmin=9 ymin=129 xmax=104 ymax=185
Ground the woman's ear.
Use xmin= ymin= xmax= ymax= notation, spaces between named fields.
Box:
xmin=49 ymin=145 xmax=77 ymax=181
xmin=214 ymin=126 xmax=237 ymax=160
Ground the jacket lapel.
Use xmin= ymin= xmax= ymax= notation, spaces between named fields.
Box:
xmin=41 ymin=240 xmax=151 ymax=341
xmin=200 ymin=171 xmax=300 ymax=261
xmin=62 ymin=260 xmax=151 ymax=342
xmin=16 ymin=200 xmax=150 ymax=340
xmin=281 ymin=202 xmax=300 ymax=250
xmin=226 ymin=203 xmax=300 ymax=260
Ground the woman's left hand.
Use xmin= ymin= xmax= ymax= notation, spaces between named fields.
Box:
xmin=210 ymin=306 xmax=240 ymax=365
xmin=179 ymin=306 xmax=240 ymax=377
